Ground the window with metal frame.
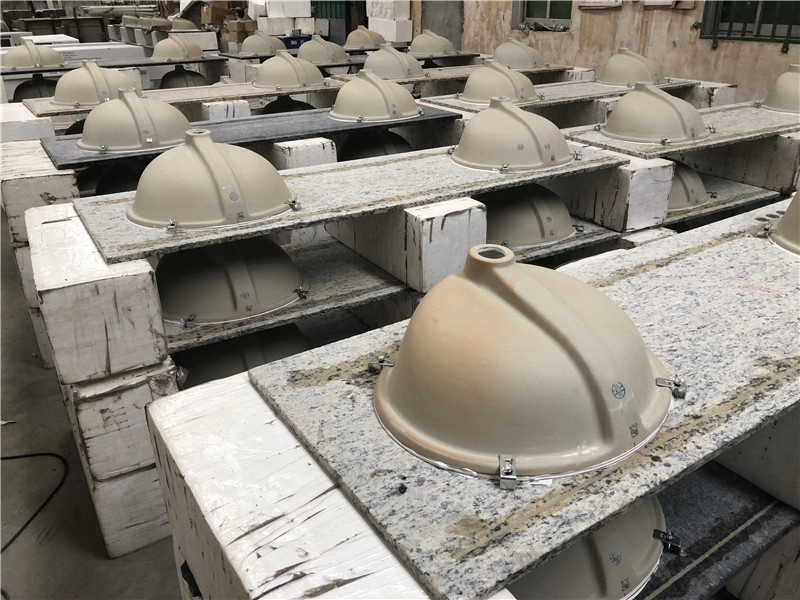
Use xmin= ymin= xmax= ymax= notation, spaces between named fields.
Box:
xmin=513 ymin=1 xmax=574 ymax=31
xmin=700 ymin=0 xmax=799 ymax=53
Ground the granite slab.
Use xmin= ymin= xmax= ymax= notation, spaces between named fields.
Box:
xmin=71 ymin=143 xmax=626 ymax=264
xmin=565 ymin=103 xmax=800 ymax=159
xmin=0 ymin=55 xmax=228 ymax=76
xmin=41 ymin=105 xmax=460 ymax=169
xmin=22 ymin=79 xmax=344 ymax=117
xmin=645 ymin=462 xmax=800 ymax=600
xmin=165 ymin=237 xmax=408 ymax=353
xmin=330 ymin=64 xmax=570 ymax=85
xmin=422 ymin=79 xmax=699 ymax=114
xmin=248 ymin=215 xmax=799 ymax=600
xmin=662 ymin=174 xmax=781 ymax=230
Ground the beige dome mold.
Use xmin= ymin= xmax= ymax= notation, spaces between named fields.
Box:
xmin=769 ymin=193 xmax=800 ymax=255
xmin=492 ymin=38 xmax=544 ymax=69
xmin=597 ymin=48 xmax=665 ymax=86
xmin=77 ymin=88 xmax=190 ymax=152
xmin=152 ymin=35 xmax=203 ymax=60
xmin=156 ymin=237 xmax=306 ymax=324
xmin=52 ymin=60 xmax=141 ymax=107
xmin=452 ymin=97 xmax=572 ymax=172
xmin=1 ymin=39 xmax=64 ymax=71
xmin=329 ymin=69 xmax=421 ymax=122
xmin=508 ymin=495 xmax=666 ymax=600
xmin=253 ymin=50 xmax=324 ymax=90
xmin=602 ymin=83 xmax=709 ymax=144
xmin=297 ymin=34 xmax=347 ymax=64
xmin=127 ymin=129 xmax=296 ymax=229
xmin=667 ymin=163 xmax=709 ymax=212
xmin=363 ymin=44 xmax=424 ymax=79
xmin=460 ymin=60 xmax=539 ymax=105
xmin=409 ymin=29 xmax=457 ymax=57
xmin=374 ymin=244 xmax=674 ymax=479
xmin=761 ymin=64 xmax=800 ymax=114
xmin=344 ymin=25 xmax=386 ymax=50
xmin=476 ymin=184 xmax=574 ymax=246
xmin=241 ymin=31 xmax=287 ymax=55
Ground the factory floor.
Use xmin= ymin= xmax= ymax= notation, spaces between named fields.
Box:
xmin=1 ymin=214 xmax=180 ymax=600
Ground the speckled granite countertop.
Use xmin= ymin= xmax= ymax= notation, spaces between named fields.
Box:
xmin=71 ymin=144 xmax=625 ymax=264
xmin=249 ymin=200 xmax=799 ymax=600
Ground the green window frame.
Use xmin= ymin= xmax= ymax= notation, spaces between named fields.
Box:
xmin=700 ymin=1 xmax=799 ymax=53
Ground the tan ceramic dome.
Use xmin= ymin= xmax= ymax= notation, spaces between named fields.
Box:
xmin=668 ymin=163 xmax=708 ymax=212
xmin=769 ymin=193 xmax=800 ymax=255
xmin=344 ymin=25 xmax=386 ymax=50
xmin=363 ymin=43 xmax=424 ymax=79
xmin=597 ymin=48 xmax=665 ymax=86
xmin=761 ymin=64 xmax=800 ymax=114
xmin=159 ymin=65 xmax=209 ymax=88
xmin=174 ymin=325 xmax=312 ymax=388
xmin=603 ymin=83 xmax=709 ymax=144
xmin=508 ymin=495 xmax=666 ymax=600
xmin=338 ymin=130 xmax=412 ymax=161
xmin=127 ymin=129 xmax=296 ymax=229
xmin=149 ymin=16 xmax=172 ymax=30
xmin=156 ymin=237 xmax=306 ymax=324
xmin=241 ymin=31 xmax=287 ymax=55
xmin=1 ymin=39 xmax=64 ymax=71
xmin=253 ymin=50 xmax=324 ymax=89
xmin=77 ymin=88 xmax=189 ymax=152
xmin=460 ymin=60 xmax=539 ymax=105
xmin=329 ymin=69 xmax=421 ymax=122
xmin=297 ymin=34 xmax=347 ymax=64
xmin=452 ymin=97 xmax=572 ymax=172
xmin=152 ymin=35 xmax=203 ymax=60
xmin=409 ymin=29 xmax=456 ymax=57
xmin=476 ymin=184 xmax=574 ymax=246
xmin=374 ymin=244 xmax=673 ymax=478
xmin=492 ymin=38 xmax=544 ymax=69
xmin=169 ymin=17 xmax=198 ymax=30
xmin=12 ymin=74 xmax=58 ymax=101
xmin=52 ymin=60 xmax=140 ymax=107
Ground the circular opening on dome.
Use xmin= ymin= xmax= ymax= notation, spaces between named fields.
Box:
xmin=477 ymin=247 xmax=507 ymax=259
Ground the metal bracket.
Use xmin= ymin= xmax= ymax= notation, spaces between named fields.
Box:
xmin=179 ymin=314 xmax=196 ymax=328
xmin=653 ymin=529 xmax=682 ymax=554
xmin=294 ymin=287 xmax=309 ymax=300
xmin=573 ymin=150 xmax=583 ymax=161
xmin=368 ymin=354 xmax=394 ymax=373
xmin=656 ymin=377 xmax=687 ymax=399
xmin=165 ymin=219 xmax=179 ymax=232
xmin=594 ymin=124 xmax=602 ymax=132
xmin=499 ymin=454 xmax=518 ymax=490
xmin=499 ymin=164 xmax=510 ymax=173
xmin=660 ymin=138 xmax=672 ymax=146
xmin=575 ymin=224 xmax=585 ymax=233
xmin=287 ymin=199 xmax=302 ymax=211
xmin=706 ymin=124 xmax=716 ymax=134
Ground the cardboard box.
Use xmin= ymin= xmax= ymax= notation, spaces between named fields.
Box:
xmin=202 ymin=3 xmax=231 ymax=24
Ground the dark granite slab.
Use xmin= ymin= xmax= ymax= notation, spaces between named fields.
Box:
xmin=41 ymin=105 xmax=461 ymax=169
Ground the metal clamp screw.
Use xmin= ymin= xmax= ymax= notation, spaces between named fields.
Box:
xmin=706 ymin=124 xmax=716 ymax=134
xmin=287 ymin=199 xmax=301 ymax=211
xmin=653 ymin=529 xmax=682 ymax=555
xmin=500 ymin=164 xmax=510 ymax=173
xmin=575 ymin=224 xmax=585 ymax=233
xmin=166 ymin=220 xmax=178 ymax=232
xmin=180 ymin=314 xmax=196 ymax=328
xmin=574 ymin=151 xmax=583 ymax=161
xmin=594 ymin=124 xmax=602 ymax=131
xmin=368 ymin=354 xmax=395 ymax=373
xmin=295 ymin=287 xmax=309 ymax=300
xmin=499 ymin=454 xmax=517 ymax=490
xmin=661 ymin=138 xmax=672 ymax=146
xmin=656 ymin=377 xmax=687 ymax=399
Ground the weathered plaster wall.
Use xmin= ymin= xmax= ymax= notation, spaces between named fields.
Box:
xmin=461 ymin=0 xmax=800 ymax=102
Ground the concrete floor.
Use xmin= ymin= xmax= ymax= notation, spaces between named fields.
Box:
xmin=1 ymin=213 xmax=181 ymax=600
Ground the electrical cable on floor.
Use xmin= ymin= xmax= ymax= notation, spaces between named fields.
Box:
xmin=1 ymin=452 xmax=68 ymax=554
